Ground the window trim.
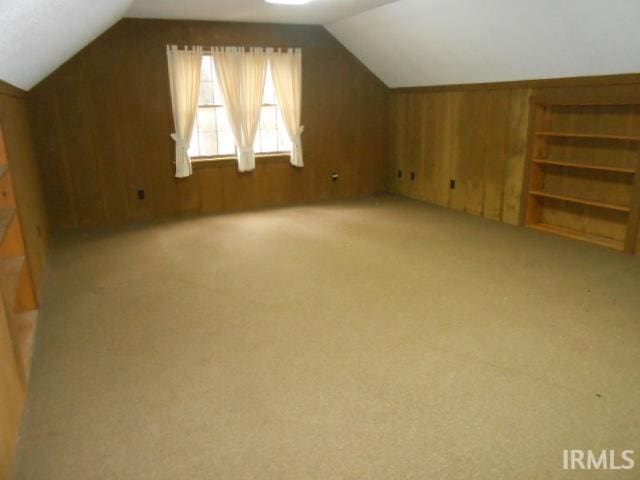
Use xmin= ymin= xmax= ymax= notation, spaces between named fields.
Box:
xmin=191 ymin=152 xmax=291 ymax=169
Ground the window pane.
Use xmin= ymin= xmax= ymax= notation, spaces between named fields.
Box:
xmin=276 ymin=108 xmax=292 ymax=151
xmin=199 ymin=82 xmax=214 ymax=106
xmin=213 ymin=80 xmax=225 ymax=106
xmin=201 ymin=56 xmax=213 ymax=82
xmin=260 ymin=106 xmax=277 ymax=130
xmin=215 ymin=107 xmax=231 ymax=132
xmin=254 ymin=131 xmax=262 ymax=153
xmin=218 ymin=131 xmax=236 ymax=155
xmin=188 ymin=130 xmax=200 ymax=157
xmin=197 ymin=107 xmax=215 ymax=132
xmin=277 ymin=129 xmax=292 ymax=152
xmin=260 ymin=130 xmax=278 ymax=153
xmin=191 ymin=56 xmax=294 ymax=159
xmin=198 ymin=131 xmax=217 ymax=157
xmin=263 ymin=64 xmax=277 ymax=105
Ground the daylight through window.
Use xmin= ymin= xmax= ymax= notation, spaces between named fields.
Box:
xmin=188 ymin=56 xmax=292 ymax=159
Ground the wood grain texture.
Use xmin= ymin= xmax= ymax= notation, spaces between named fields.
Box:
xmin=0 ymin=298 xmax=24 ymax=480
xmin=0 ymin=91 xmax=48 ymax=296
xmin=0 ymin=83 xmax=46 ymax=480
xmin=29 ymin=19 xmax=388 ymax=229
xmin=389 ymin=88 xmax=531 ymax=225
xmin=390 ymin=80 xmax=640 ymax=254
xmin=522 ymin=96 xmax=640 ymax=253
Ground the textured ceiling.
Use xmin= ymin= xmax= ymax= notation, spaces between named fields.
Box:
xmin=127 ymin=0 xmax=399 ymax=25
xmin=327 ymin=0 xmax=640 ymax=88
xmin=0 ymin=0 xmax=131 ymax=90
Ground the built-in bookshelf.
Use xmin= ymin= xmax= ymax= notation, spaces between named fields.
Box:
xmin=0 ymin=126 xmax=38 ymax=384
xmin=524 ymin=97 xmax=640 ymax=253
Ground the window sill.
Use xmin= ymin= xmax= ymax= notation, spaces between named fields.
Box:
xmin=191 ymin=153 xmax=291 ymax=169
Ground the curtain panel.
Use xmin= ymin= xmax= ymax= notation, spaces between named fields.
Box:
xmin=166 ymin=45 xmax=203 ymax=178
xmin=213 ymin=47 xmax=268 ymax=172
xmin=166 ymin=45 xmax=303 ymax=175
xmin=270 ymin=48 xmax=304 ymax=168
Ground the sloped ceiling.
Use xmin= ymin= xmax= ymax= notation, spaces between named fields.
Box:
xmin=327 ymin=0 xmax=640 ymax=88
xmin=2 ymin=0 xmax=640 ymax=91
xmin=0 ymin=0 xmax=395 ymax=91
xmin=127 ymin=0 xmax=398 ymax=25
xmin=0 ymin=0 xmax=131 ymax=90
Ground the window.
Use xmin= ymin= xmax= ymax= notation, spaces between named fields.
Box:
xmin=188 ymin=56 xmax=292 ymax=159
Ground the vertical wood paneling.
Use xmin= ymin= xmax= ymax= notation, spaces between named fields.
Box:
xmin=390 ymin=80 xmax=640 ymax=254
xmin=449 ymin=91 xmax=468 ymax=213
xmin=0 ymin=81 xmax=48 ymax=480
xmin=482 ymin=90 xmax=511 ymax=221
xmin=393 ymin=88 xmax=529 ymax=224
xmin=0 ymin=88 xmax=48 ymax=293
xmin=502 ymin=88 xmax=531 ymax=225
xmin=464 ymin=91 xmax=491 ymax=216
xmin=30 ymin=19 xmax=388 ymax=228
xmin=0 ymin=303 xmax=24 ymax=480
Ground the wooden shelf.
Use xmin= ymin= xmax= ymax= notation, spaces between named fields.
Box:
xmin=528 ymin=223 xmax=624 ymax=251
xmin=532 ymin=159 xmax=636 ymax=174
xmin=0 ymin=208 xmax=14 ymax=243
xmin=12 ymin=310 xmax=37 ymax=381
xmin=0 ymin=256 xmax=25 ymax=311
xmin=539 ymin=101 xmax=640 ymax=107
xmin=527 ymin=99 xmax=640 ymax=253
xmin=535 ymin=131 xmax=640 ymax=141
xmin=529 ymin=190 xmax=631 ymax=212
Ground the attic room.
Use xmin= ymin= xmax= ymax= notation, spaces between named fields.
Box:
xmin=1 ymin=0 xmax=639 ymax=478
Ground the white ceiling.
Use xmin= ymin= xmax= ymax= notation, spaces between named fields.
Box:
xmin=0 ymin=0 xmax=131 ymax=90
xmin=328 ymin=0 xmax=640 ymax=88
xmin=2 ymin=0 xmax=640 ymax=91
xmin=127 ymin=0 xmax=398 ymax=25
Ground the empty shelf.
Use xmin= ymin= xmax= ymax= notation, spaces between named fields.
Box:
xmin=532 ymin=159 xmax=636 ymax=174
xmin=12 ymin=310 xmax=37 ymax=381
xmin=0 ymin=207 xmax=14 ymax=243
xmin=535 ymin=131 xmax=640 ymax=141
xmin=528 ymin=223 xmax=624 ymax=251
xmin=529 ymin=190 xmax=631 ymax=212
xmin=0 ymin=256 xmax=25 ymax=312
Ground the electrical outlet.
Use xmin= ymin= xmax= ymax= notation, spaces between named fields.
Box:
xmin=450 ymin=179 xmax=456 ymax=190
xmin=137 ymin=190 xmax=145 ymax=200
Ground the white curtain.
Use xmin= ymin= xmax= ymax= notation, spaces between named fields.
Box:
xmin=167 ymin=45 xmax=203 ymax=178
xmin=213 ymin=47 xmax=268 ymax=172
xmin=270 ymin=48 xmax=304 ymax=168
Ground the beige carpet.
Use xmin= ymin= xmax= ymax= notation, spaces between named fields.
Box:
xmin=14 ymin=194 xmax=640 ymax=479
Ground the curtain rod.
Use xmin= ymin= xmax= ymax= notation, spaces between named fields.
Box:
xmin=166 ymin=45 xmax=302 ymax=53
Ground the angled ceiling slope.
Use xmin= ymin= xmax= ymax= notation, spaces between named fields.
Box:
xmin=4 ymin=0 xmax=640 ymax=92
xmin=127 ymin=0 xmax=398 ymax=25
xmin=327 ymin=0 xmax=640 ymax=88
xmin=0 ymin=0 xmax=132 ymax=90
xmin=0 ymin=0 xmax=395 ymax=91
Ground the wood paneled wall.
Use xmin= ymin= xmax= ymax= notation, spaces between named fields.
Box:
xmin=389 ymin=79 xmax=640 ymax=252
xmin=29 ymin=19 xmax=388 ymax=229
xmin=0 ymin=80 xmax=48 ymax=480
xmin=389 ymin=88 xmax=530 ymax=225
xmin=0 ymin=83 xmax=48 ymax=297
xmin=0 ymin=301 xmax=24 ymax=480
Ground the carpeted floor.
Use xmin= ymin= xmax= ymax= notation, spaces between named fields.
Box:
xmin=14 ymin=194 xmax=640 ymax=479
